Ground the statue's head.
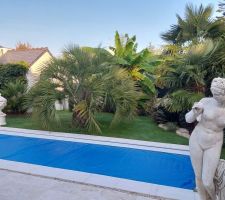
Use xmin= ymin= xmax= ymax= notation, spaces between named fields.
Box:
xmin=211 ymin=77 xmax=225 ymax=104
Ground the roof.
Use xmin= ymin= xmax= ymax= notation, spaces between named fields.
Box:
xmin=0 ymin=48 xmax=52 ymax=66
xmin=0 ymin=45 xmax=11 ymax=49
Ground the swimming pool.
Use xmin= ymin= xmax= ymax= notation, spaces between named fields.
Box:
xmin=0 ymin=132 xmax=195 ymax=190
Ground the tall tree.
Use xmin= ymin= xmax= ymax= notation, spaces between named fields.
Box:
xmin=161 ymin=4 xmax=225 ymax=44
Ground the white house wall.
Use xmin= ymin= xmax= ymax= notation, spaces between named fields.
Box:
xmin=26 ymin=51 xmax=52 ymax=89
xmin=26 ymin=52 xmax=69 ymax=111
xmin=0 ymin=48 xmax=11 ymax=57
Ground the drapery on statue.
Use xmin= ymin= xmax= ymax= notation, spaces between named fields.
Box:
xmin=185 ymin=77 xmax=225 ymax=200
xmin=0 ymin=93 xmax=7 ymax=126
xmin=214 ymin=159 xmax=225 ymax=200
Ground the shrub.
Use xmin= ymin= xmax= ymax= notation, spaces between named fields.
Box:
xmin=0 ymin=63 xmax=28 ymax=89
xmin=0 ymin=80 xmax=27 ymax=114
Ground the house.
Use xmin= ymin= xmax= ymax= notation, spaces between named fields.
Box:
xmin=0 ymin=46 xmax=12 ymax=57
xmin=0 ymin=46 xmax=68 ymax=110
xmin=0 ymin=47 xmax=53 ymax=88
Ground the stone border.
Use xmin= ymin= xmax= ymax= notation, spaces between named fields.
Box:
xmin=0 ymin=127 xmax=197 ymax=200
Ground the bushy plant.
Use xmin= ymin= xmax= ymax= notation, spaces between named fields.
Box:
xmin=0 ymin=80 xmax=27 ymax=114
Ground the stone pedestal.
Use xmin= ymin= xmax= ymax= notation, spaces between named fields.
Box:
xmin=0 ymin=113 xmax=6 ymax=126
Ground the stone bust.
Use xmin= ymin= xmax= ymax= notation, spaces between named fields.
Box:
xmin=185 ymin=77 xmax=225 ymax=200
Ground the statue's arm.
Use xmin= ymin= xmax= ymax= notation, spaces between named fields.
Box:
xmin=185 ymin=101 xmax=204 ymax=123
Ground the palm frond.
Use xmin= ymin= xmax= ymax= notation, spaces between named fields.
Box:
xmin=161 ymin=89 xmax=204 ymax=112
xmin=103 ymin=67 xmax=142 ymax=127
xmin=25 ymin=80 xmax=61 ymax=129
xmin=161 ymin=24 xmax=181 ymax=44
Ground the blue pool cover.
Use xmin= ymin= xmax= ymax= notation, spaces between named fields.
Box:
xmin=0 ymin=133 xmax=195 ymax=190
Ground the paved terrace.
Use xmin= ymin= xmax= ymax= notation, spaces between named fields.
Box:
xmin=0 ymin=169 xmax=166 ymax=200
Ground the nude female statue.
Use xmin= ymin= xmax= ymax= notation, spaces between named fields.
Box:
xmin=185 ymin=77 xmax=225 ymax=200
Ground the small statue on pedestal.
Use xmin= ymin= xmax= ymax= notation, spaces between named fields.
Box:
xmin=0 ymin=94 xmax=7 ymax=126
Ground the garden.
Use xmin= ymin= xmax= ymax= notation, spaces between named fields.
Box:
xmin=2 ymin=2 xmax=225 ymax=158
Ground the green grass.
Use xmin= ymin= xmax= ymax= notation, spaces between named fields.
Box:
xmin=5 ymin=111 xmax=225 ymax=158
xmin=6 ymin=111 xmax=188 ymax=144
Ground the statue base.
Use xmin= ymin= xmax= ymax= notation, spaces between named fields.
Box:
xmin=0 ymin=113 xmax=6 ymax=126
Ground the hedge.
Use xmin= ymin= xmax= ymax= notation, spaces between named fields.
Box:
xmin=0 ymin=63 xmax=29 ymax=89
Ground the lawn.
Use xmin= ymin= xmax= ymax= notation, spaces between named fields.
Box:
xmin=5 ymin=111 xmax=225 ymax=158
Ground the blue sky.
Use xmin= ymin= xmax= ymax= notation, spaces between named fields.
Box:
xmin=0 ymin=0 xmax=218 ymax=55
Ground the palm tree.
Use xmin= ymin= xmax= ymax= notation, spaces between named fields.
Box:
xmin=26 ymin=46 xmax=142 ymax=133
xmin=159 ymin=40 xmax=214 ymax=112
xmin=161 ymin=4 xmax=225 ymax=44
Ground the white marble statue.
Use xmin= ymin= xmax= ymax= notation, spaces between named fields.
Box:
xmin=185 ymin=77 xmax=225 ymax=200
xmin=0 ymin=94 xmax=7 ymax=126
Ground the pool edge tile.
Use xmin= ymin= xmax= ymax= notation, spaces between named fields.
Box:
xmin=0 ymin=127 xmax=190 ymax=155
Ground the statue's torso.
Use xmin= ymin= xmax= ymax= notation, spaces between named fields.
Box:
xmin=201 ymin=98 xmax=225 ymax=128
xmin=191 ymin=98 xmax=225 ymax=149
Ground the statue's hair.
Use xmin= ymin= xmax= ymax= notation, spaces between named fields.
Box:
xmin=211 ymin=78 xmax=225 ymax=93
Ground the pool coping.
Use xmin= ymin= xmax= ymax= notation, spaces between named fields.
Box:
xmin=0 ymin=127 xmax=197 ymax=200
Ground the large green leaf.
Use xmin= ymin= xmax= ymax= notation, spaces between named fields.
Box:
xmin=115 ymin=31 xmax=123 ymax=56
xmin=142 ymin=77 xmax=156 ymax=94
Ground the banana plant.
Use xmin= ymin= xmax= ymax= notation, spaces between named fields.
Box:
xmin=110 ymin=31 xmax=162 ymax=94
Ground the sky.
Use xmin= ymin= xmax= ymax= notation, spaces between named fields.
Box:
xmin=0 ymin=0 xmax=219 ymax=56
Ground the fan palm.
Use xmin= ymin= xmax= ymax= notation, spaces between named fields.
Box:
xmin=159 ymin=40 xmax=214 ymax=112
xmin=161 ymin=4 xmax=225 ymax=44
xmin=26 ymin=46 xmax=142 ymax=133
